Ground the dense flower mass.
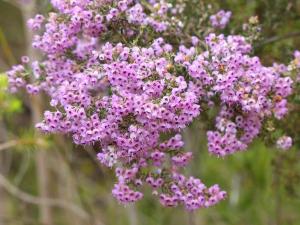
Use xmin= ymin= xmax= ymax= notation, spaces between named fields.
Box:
xmin=175 ymin=33 xmax=293 ymax=156
xmin=7 ymin=0 xmax=296 ymax=210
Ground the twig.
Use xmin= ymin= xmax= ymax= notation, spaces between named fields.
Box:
xmin=188 ymin=212 xmax=196 ymax=225
xmin=0 ymin=173 xmax=90 ymax=220
xmin=53 ymin=140 xmax=106 ymax=225
xmin=256 ymin=32 xmax=300 ymax=47
xmin=84 ymin=146 xmax=106 ymax=172
xmin=13 ymin=150 xmax=31 ymax=185
xmin=0 ymin=139 xmax=47 ymax=152
xmin=0 ymin=26 xmax=16 ymax=65
xmin=0 ymin=0 xmax=20 ymax=9
xmin=127 ymin=205 xmax=138 ymax=225
xmin=0 ymin=140 xmax=18 ymax=152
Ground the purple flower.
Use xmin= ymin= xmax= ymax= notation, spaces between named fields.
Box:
xmin=276 ymin=136 xmax=293 ymax=150
xmin=210 ymin=10 xmax=232 ymax=29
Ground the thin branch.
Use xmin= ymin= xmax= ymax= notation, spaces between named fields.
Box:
xmin=0 ymin=140 xmax=18 ymax=152
xmin=52 ymin=140 xmax=106 ymax=225
xmin=84 ymin=146 xmax=106 ymax=172
xmin=256 ymin=32 xmax=300 ymax=47
xmin=0 ymin=139 xmax=47 ymax=152
xmin=0 ymin=26 xmax=16 ymax=65
xmin=0 ymin=0 xmax=20 ymax=9
xmin=0 ymin=173 xmax=90 ymax=220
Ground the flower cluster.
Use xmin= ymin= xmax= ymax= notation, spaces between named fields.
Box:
xmin=27 ymin=14 xmax=45 ymax=31
xmin=8 ymin=37 xmax=226 ymax=210
xmin=7 ymin=0 xmax=296 ymax=210
xmin=28 ymin=0 xmax=183 ymax=55
xmin=276 ymin=136 xmax=293 ymax=150
xmin=175 ymin=33 xmax=293 ymax=156
xmin=210 ymin=10 xmax=232 ymax=29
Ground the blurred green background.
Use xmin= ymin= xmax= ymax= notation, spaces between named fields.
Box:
xmin=0 ymin=0 xmax=300 ymax=225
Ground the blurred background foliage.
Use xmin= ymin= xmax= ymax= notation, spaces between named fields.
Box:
xmin=0 ymin=0 xmax=300 ymax=225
